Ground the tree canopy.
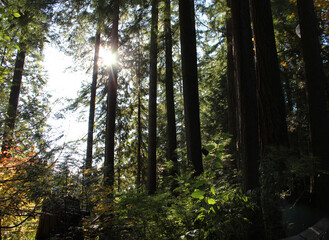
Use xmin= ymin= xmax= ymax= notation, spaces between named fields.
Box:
xmin=1 ymin=0 xmax=329 ymax=239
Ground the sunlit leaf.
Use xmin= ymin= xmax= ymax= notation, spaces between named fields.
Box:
xmin=205 ymin=145 xmax=215 ymax=151
xmin=211 ymin=186 xmax=216 ymax=196
xmin=191 ymin=190 xmax=205 ymax=199
xmin=207 ymin=198 xmax=216 ymax=205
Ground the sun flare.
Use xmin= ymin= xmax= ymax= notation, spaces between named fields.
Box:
xmin=99 ymin=48 xmax=117 ymax=66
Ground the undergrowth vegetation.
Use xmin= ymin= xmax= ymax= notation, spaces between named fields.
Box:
xmin=112 ymin=175 xmax=260 ymax=240
xmin=80 ymin=141 xmax=322 ymax=240
xmin=80 ymin=139 xmax=264 ymax=240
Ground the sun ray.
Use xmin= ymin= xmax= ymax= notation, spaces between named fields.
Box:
xmin=99 ymin=47 xmax=117 ymax=67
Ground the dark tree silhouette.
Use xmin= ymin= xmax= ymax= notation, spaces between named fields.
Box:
xmin=225 ymin=0 xmax=237 ymax=166
xmin=297 ymin=0 xmax=329 ymax=212
xmin=147 ymin=0 xmax=158 ymax=195
xmin=164 ymin=0 xmax=178 ymax=177
xmin=231 ymin=0 xmax=259 ymax=191
xmin=86 ymin=31 xmax=100 ymax=170
xmin=179 ymin=0 xmax=203 ymax=175
xmin=104 ymin=1 xmax=119 ymax=188
xmin=2 ymin=48 xmax=25 ymax=153
xmin=250 ymin=0 xmax=289 ymax=151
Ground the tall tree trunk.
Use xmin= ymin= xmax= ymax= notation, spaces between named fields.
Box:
xmin=250 ymin=0 xmax=289 ymax=150
xmin=137 ymin=81 xmax=142 ymax=189
xmin=250 ymin=1 xmax=288 ymax=238
xmin=104 ymin=2 xmax=119 ymax=188
xmin=147 ymin=0 xmax=158 ymax=195
xmin=164 ymin=0 xmax=178 ymax=178
xmin=179 ymin=0 xmax=203 ymax=175
xmin=2 ymin=49 xmax=25 ymax=153
xmin=226 ymin=0 xmax=238 ymax=167
xmin=231 ymin=0 xmax=259 ymax=192
xmin=297 ymin=0 xmax=329 ymax=212
xmin=86 ymin=31 xmax=101 ymax=170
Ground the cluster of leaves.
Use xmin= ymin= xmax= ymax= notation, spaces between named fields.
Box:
xmin=0 ymin=143 xmax=50 ymax=238
xmin=109 ymin=171 xmax=259 ymax=240
xmin=0 ymin=2 xmax=58 ymax=238
xmin=80 ymin=140 xmax=261 ymax=240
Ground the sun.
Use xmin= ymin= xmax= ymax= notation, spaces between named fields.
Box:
xmin=99 ymin=48 xmax=117 ymax=67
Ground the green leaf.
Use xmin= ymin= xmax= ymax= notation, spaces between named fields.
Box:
xmin=216 ymin=151 xmax=222 ymax=159
xmin=193 ymin=180 xmax=206 ymax=187
xmin=215 ymin=161 xmax=223 ymax=168
xmin=205 ymin=145 xmax=215 ymax=151
xmin=195 ymin=213 xmax=205 ymax=221
xmin=211 ymin=186 xmax=216 ymax=196
xmin=191 ymin=190 xmax=205 ymax=199
xmin=13 ymin=12 xmax=21 ymax=18
xmin=207 ymin=198 xmax=216 ymax=205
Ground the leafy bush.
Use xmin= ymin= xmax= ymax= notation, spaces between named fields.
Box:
xmin=112 ymin=171 xmax=259 ymax=239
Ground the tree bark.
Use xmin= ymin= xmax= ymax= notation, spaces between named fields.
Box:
xmin=250 ymin=0 xmax=289 ymax=150
xmin=2 ymin=49 xmax=25 ymax=153
xmin=164 ymin=0 xmax=178 ymax=175
xmin=226 ymin=0 xmax=238 ymax=166
xmin=179 ymin=0 xmax=203 ymax=175
xmin=104 ymin=2 xmax=119 ymax=188
xmin=231 ymin=0 xmax=259 ymax=191
xmin=137 ymin=81 xmax=142 ymax=189
xmin=86 ymin=31 xmax=101 ymax=170
xmin=249 ymin=1 xmax=288 ymax=238
xmin=147 ymin=0 xmax=158 ymax=195
xmin=297 ymin=0 xmax=329 ymax=212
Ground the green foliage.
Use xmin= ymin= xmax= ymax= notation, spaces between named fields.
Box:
xmin=102 ymin=168 xmax=260 ymax=240
xmin=0 ymin=142 xmax=52 ymax=239
xmin=202 ymin=137 xmax=231 ymax=171
xmin=0 ymin=0 xmax=326 ymax=238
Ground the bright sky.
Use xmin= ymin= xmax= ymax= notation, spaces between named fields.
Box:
xmin=43 ymin=44 xmax=89 ymax=148
xmin=42 ymin=42 xmax=118 ymax=166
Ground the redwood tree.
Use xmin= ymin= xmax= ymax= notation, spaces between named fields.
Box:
xmin=178 ymin=0 xmax=203 ymax=175
xmin=226 ymin=0 xmax=237 ymax=165
xmin=136 ymin=75 xmax=143 ymax=189
xmin=104 ymin=1 xmax=119 ymax=188
xmin=250 ymin=0 xmax=289 ymax=150
xmin=2 ymin=48 xmax=25 ymax=153
xmin=230 ymin=0 xmax=259 ymax=192
xmin=164 ymin=0 xmax=178 ymax=174
xmin=86 ymin=31 xmax=100 ymax=170
xmin=297 ymin=0 xmax=329 ymax=212
xmin=147 ymin=0 xmax=158 ymax=195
